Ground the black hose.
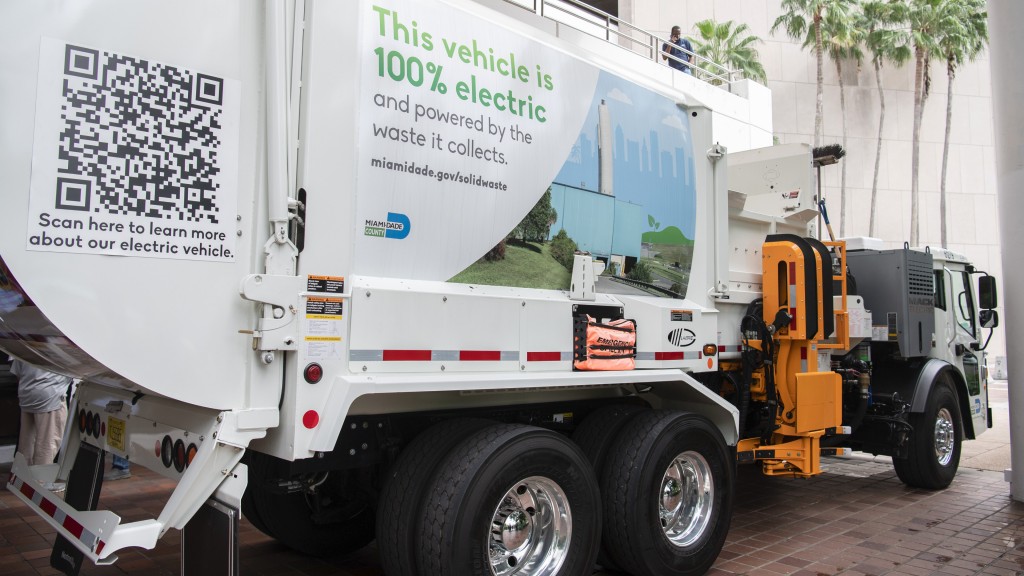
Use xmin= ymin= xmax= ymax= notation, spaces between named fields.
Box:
xmin=739 ymin=298 xmax=782 ymax=442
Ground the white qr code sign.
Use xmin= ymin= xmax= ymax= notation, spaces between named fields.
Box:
xmin=27 ymin=39 xmax=240 ymax=261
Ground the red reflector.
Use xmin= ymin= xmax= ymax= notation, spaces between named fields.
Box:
xmin=526 ymin=352 xmax=560 ymax=362
xmin=654 ymin=352 xmax=685 ymax=360
xmin=96 ymin=541 xmax=105 ymax=555
xmin=101 ymin=422 xmax=106 ymax=437
xmin=382 ymin=349 xmax=431 ymax=361
xmin=302 ymin=410 xmax=320 ymax=429
xmin=155 ymin=439 xmax=162 ymax=458
xmin=788 ymin=262 xmax=796 ymax=286
xmin=19 ymin=481 xmax=35 ymax=500
xmin=304 ymin=363 xmax=323 ymax=384
xmin=63 ymin=516 xmax=85 ymax=539
xmin=460 ymin=350 xmax=500 ymax=361
xmin=790 ymin=307 xmax=797 ymax=330
xmin=800 ymin=347 xmax=808 ymax=360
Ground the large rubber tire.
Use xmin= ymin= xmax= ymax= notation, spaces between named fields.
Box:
xmin=376 ymin=418 xmax=493 ymax=576
xmin=572 ymin=403 xmax=647 ymax=572
xmin=417 ymin=423 xmax=602 ymax=576
xmin=573 ymin=403 xmax=648 ymax=474
xmin=601 ymin=410 xmax=733 ymax=576
xmin=893 ymin=376 xmax=963 ymax=489
xmin=242 ymin=452 xmax=375 ymax=557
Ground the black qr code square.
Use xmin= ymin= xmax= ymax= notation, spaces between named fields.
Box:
xmin=56 ymin=44 xmax=226 ymax=223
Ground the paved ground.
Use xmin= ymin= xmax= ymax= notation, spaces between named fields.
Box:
xmin=0 ymin=380 xmax=1018 ymax=576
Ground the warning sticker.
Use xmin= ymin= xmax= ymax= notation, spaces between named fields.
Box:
xmin=305 ymin=335 xmax=342 ymax=360
xmin=306 ymin=297 xmax=343 ymax=318
xmin=670 ymin=310 xmax=694 ymax=322
xmin=304 ymin=295 xmax=343 ymax=359
xmin=308 ymin=275 xmax=345 ymax=294
xmin=107 ymin=416 xmax=126 ymax=452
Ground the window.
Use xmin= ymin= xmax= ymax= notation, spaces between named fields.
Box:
xmin=933 ymin=271 xmax=946 ymax=310
xmin=949 ymin=270 xmax=976 ymax=339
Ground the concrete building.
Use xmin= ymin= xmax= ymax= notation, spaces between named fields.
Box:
xmin=619 ymin=0 xmax=1004 ymax=358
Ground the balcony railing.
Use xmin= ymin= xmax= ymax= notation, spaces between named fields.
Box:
xmin=499 ymin=0 xmax=740 ymax=86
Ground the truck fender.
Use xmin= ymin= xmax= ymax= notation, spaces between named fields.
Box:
xmin=909 ymin=359 xmax=976 ymax=440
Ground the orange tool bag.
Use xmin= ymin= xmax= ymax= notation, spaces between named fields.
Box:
xmin=573 ymin=315 xmax=637 ymax=371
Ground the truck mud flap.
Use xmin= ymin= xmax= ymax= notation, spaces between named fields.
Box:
xmin=50 ymin=443 xmax=105 ymax=575
xmin=181 ymin=498 xmax=240 ymax=576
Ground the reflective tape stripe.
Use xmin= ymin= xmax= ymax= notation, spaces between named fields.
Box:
xmin=789 ymin=261 xmax=798 ymax=330
xmin=637 ymin=351 xmax=703 ymax=361
xmin=718 ymin=345 xmax=743 ymax=353
xmin=526 ymin=351 xmax=566 ymax=362
xmin=383 ymin=350 xmax=431 ymax=361
xmin=351 ymin=350 xmax=522 ymax=362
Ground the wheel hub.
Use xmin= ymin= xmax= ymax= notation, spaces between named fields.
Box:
xmin=495 ymin=507 xmax=533 ymax=551
xmin=934 ymin=407 xmax=955 ymax=466
xmin=488 ymin=476 xmax=570 ymax=576
xmin=659 ymin=451 xmax=713 ymax=548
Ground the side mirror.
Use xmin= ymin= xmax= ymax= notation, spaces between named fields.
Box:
xmin=980 ymin=309 xmax=999 ymax=329
xmin=978 ymin=275 xmax=998 ymax=310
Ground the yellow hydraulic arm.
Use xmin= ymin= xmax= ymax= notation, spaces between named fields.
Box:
xmin=735 ymin=236 xmax=849 ymax=478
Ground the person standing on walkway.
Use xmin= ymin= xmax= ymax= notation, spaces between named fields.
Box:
xmin=12 ymin=358 xmax=72 ymax=466
xmin=662 ymin=25 xmax=693 ymax=74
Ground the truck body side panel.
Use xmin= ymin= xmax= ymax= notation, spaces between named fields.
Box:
xmin=0 ymin=1 xmax=270 ymax=409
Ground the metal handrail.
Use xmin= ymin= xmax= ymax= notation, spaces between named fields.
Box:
xmin=501 ymin=0 xmax=740 ymax=86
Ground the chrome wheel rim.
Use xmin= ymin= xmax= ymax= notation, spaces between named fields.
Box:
xmin=934 ymin=407 xmax=956 ymax=466
xmin=488 ymin=476 xmax=571 ymax=576
xmin=660 ymin=451 xmax=714 ymax=548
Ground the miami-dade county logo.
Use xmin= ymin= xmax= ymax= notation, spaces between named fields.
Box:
xmin=365 ymin=212 xmax=410 ymax=239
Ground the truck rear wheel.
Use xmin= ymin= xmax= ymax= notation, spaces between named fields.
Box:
xmin=573 ymin=403 xmax=647 ymax=473
xmin=601 ymin=410 xmax=733 ymax=576
xmin=417 ymin=423 xmax=601 ymax=576
xmin=893 ymin=376 xmax=963 ymax=489
xmin=242 ymin=452 xmax=374 ymax=557
xmin=572 ymin=402 xmax=646 ymax=571
xmin=376 ymin=418 xmax=493 ymax=576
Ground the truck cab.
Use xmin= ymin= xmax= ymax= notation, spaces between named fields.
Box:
xmin=930 ymin=249 xmax=997 ymax=438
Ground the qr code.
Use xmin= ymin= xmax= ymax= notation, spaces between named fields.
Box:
xmin=55 ymin=44 xmax=225 ymax=223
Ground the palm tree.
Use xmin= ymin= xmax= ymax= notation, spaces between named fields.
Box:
xmin=773 ymin=0 xmax=831 ymax=148
xmin=773 ymin=0 xmax=858 ymax=150
xmin=907 ymin=0 xmax=955 ymax=247
xmin=691 ymin=19 xmax=768 ymax=86
xmin=937 ymin=0 xmax=987 ymax=248
xmin=861 ymin=0 xmax=911 ymax=238
xmin=818 ymin=2 xmax=862 ymax=237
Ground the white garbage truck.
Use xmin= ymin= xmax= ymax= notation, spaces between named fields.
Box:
xmin=0 ymin=1 xmax=998 ymax=575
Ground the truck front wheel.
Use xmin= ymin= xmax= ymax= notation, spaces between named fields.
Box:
xmin=601 ymin=410 xmax=733 ymax=576
xmin=416 ymin=423 xmax=601 ymax=576
xmin=893 ymin=375 xmax=963 ymax=489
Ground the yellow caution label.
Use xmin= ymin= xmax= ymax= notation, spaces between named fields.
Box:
xmin=107 ymin=416 xmax=126 ymax=453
